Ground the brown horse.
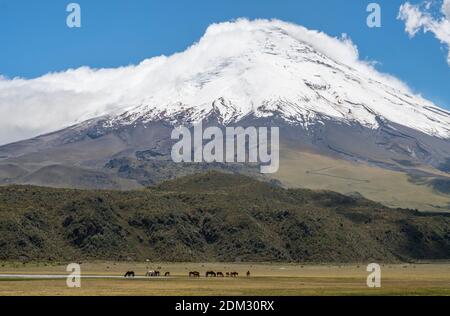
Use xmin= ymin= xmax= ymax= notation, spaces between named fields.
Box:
xmin=124 ymin=271 xmax=135 ymax=278
xmin=217 ymin=272 xmax=224 ymax=277
xmin=164 ymin=272 xmax=170 ymax=277
xmin=230 ymin=272 xmax=238 ymax=277
xmin=205 ymin=271 xmax=217 ymax=277
xmin=189 ymin=271 xmax=200 ymax=277
xmin=226 ymin=272 xmax=230 ymax=277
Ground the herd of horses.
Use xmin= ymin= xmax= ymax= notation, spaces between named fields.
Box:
xmin=124 ymin=270 xmax=251 ymax=278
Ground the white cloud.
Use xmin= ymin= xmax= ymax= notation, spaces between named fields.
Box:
xmin=0 ymin=18 xmax=429 ymax=145
xmin=444 ymin=0 xmax=450 ymax=18
xmin=398 ymin=0 xmax=450 ymax=65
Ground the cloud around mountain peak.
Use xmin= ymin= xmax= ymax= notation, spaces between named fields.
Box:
xmin=0 ymin=18 xmax=441 ymax=145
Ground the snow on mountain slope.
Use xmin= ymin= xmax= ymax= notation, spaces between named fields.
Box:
xmin=108 ymin=19 xmax=450 ymax=138
xmin=1 ymin=19 xmax=450 ymax=145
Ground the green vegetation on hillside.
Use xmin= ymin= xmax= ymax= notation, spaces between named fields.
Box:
xmin=0 ymin=171 xmax=448 ymax=262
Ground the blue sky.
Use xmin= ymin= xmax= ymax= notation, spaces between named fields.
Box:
xmin=0 ymin=0 xmax=449 ymax=109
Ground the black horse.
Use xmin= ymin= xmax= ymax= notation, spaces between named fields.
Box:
xmin=124 ymin=271 xmax=135 ymax=278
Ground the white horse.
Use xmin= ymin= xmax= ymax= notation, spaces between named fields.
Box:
xmin=146 ymin=270 xmax=160 ymax=277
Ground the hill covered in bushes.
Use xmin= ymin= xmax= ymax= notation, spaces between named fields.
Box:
xmin=0 ymin=172 xmax=448 ymax=262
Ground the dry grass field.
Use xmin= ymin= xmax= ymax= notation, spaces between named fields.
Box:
xmin=0 ymin=262 xmax=449 ymax=296
xmin=273 ymin=146 xmax=450 ymax=212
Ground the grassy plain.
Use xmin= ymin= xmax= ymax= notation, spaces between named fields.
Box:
xmin=0 ymin=262 xmax=448 ymax=296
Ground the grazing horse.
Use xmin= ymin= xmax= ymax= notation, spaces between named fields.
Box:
xmin=226 ymin=272 xmax=230 ymax=277
xmin=124 ymin=271 xmax=135 ymax=278
xmin=205 ymin=271 xmax=217 ymax=277
xmin=246 ymin=271 xmax=251 ymax=277
xmin=146 ymin=270 xmax=160 ymax=277
xmin=216 ymin=272 xmax=224 ymax=277
xmin=189 ymin=271 xmax=200 ymax=277
xmin=230 ymin=272 xmax=238 ymax=277
xmin=164 ymin=272 xmax=170 ymax=277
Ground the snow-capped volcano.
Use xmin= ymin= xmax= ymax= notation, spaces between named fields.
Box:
xmin=98 ymin=19 xmax=450 ymax=138
xmin=1 ymin=19 xmax=450 ymax=211
xmin=1 ymin=19 xmax=449 ymax=146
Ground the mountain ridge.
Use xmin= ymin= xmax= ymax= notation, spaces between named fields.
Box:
xmin=0 ymin=172 xmax=449 ymax=262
